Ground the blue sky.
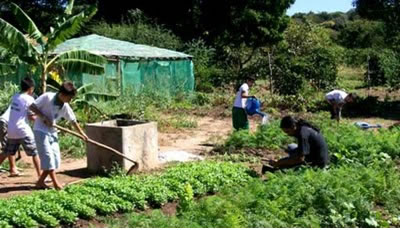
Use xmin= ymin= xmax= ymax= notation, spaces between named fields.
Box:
xmin=287 ymin=0 xmax=354 ymax=15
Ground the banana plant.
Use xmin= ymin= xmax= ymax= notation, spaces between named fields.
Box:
xmin=0 ymin=47 xmax=18 ymax=75
xmin=0 ymin=0 xmax=106 ymax=93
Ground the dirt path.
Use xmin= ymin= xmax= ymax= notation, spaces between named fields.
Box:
xmin=0 ymin=157 xmax=87 ymax=198
xmin=0 ymin=115 xmax=237 ymax=198
xmin=0 ymin=114 xmax=397 ymax=198
xmin=158 ymin=116 xmax=233 ymax=154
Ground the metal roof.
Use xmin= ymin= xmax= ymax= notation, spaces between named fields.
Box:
xmin=52 ymin=34 xmax=192 ymax=60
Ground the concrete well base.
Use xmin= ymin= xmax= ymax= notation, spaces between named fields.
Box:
xmin=85 ymin=119 xmax=158 ymax=173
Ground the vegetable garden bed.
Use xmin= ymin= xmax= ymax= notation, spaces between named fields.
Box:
xmin=0 ymin=161 xmax=253 ymax=228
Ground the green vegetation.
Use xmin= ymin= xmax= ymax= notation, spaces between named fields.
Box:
xmin=89 ymin=9 xmax=182 ymax=51
xmin=222 ymin=115 xmax=399 ymax=165
xmin=58 ymin=134 xmax=86 ymax=158
xmin=272 ymin=20 xmax=341 ymax=95
xmin=101 ymin=114 xmax=399 ymax=228
xmin=336 ymin=66 xmax=365 ymax=91
xmin=224 ymin=121 xmax=291 ymax=151
xmin=0 ymin=1 xmax=398 ymax=228
xmin=105 ymin=165 xmax=399 ymax=228
xmin=0 ymin=1 xmax=106 ymax=92
xmin=0 ymin=161 xmax=253 ymax=227
xmin=0 ymin=81 xmax=18 ymax=113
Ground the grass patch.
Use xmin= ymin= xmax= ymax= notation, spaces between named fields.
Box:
xmin=59 ymin=134 xmax=86 ymax=159
xmin=336 ymin=66 xmax=365 ymax=91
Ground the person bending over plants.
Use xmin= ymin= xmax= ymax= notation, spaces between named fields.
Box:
xmin=262 ymin=116 xmax=329 ymax=173
xmin=325 ymin=89 xmax=356 ymax=122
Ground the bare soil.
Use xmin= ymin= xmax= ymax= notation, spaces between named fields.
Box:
xmin=0 ymin=157 xmax=88 ymax=198
xmin=0 ymin=115 xmax=244 ymax=198
xmin=158 ymin=116 xmax=232 ymax=154
xmin=161 ymin=201 xmax=179 ymax=216
xmin=74 ymin=218 xmax=107 ymax=228
xmin=0 ymin=113 xmax=397 ymax=199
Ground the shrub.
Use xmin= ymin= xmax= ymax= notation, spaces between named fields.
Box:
xmin=272 ymin=20 xmax=339 ymax=95
xmin=183 ymin=39 xmax=220 ymax=92
xmin=0 ymin=82 xmax=19 ymax=113
xmin=363 ymin=49 xmax=400 ymax=89
xmin=90 ymin=10 xmax=182 ymax=50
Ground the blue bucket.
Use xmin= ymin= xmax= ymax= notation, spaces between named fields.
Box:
xmin=245 ymin=98 xmax=266 ymax=118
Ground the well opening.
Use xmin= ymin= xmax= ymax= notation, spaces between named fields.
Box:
xmin=116 ymin=119 xmax=146 ymax=127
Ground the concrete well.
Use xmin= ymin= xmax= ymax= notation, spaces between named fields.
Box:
xmin=85 ymin=119 xmax=158 ymax=173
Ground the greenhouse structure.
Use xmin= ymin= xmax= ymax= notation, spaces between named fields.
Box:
xmin=1 ymin=34 xmax=194 ymax=98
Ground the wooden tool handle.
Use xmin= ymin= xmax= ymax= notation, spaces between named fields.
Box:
xmin=54 ymin=124 xmax=138 ymax=165
xmin=54 ymin=124 xmax=85 ymax=139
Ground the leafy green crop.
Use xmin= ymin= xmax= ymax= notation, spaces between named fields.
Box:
xmin=111 ymin=164 xmax=399 ymax=228
xmin=222 ymin=116 xmax=400 ymax=166
xmin=0 ymin=161 xmax=252 ymax=227
xmin=223 ymin=120 xmax=291 ymax=151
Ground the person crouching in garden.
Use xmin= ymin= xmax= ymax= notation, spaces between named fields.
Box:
xmin=325 ymin=89 xmax=356 ymax=122
xmin=30 ymin=81 xmax=88 ymax=190
xmin=232 ymin=76 xmax=256 ymax=130
xmin=262 ymin=116 xmax=329 ymax=173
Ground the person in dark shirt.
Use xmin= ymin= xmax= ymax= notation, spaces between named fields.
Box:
xmin=262 ymin=116 xmax=329 ymax=173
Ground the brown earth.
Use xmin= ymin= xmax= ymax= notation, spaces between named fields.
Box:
xmin=0 ymin=113 xmax=397 ymax=199
xmin=0 ymin=115 xmax=259 ymax=198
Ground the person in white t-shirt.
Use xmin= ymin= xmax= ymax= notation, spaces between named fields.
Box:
xmin=325 ymin=90 xmax=356 ymax=122
xmin=232 ymin=76 xmax=256 ymax=130
xmin=0 ymin=107 xmax=19 ymax=175
xmin=0 ymin=107 xmax=10 ymax=152
xmin=30 ymin=81 xmax=88 ymax=190
xmin=0 ymin=78 xmax=41 ymax=177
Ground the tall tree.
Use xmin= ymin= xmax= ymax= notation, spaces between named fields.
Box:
xmin=0 ymin=1 xmax=106 ymax=92
xmin=198 ymin=0 xmax=295 ymax=81
xmin=337 ymin=19 xmax=386 ymax=49
xmin=272 ymin=20 xmax=340 ymax=95
xmin=0 ymin=0 xmax=68 ymax=33
xmin=352 ymin=0 xmax=399 ymax=46
xmin=196 ymin=0 xmax=294 ymax=47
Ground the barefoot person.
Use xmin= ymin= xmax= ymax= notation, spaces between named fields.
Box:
xmin=0 ymin=107 xmax=18 ymax=175
xmin=0 ymin=78 xmax=41 ymax=177
xmin=30 ymin=81 xmax=88 ymax=190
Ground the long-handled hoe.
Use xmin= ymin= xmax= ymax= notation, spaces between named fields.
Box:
xmin=54 ymin=124 xmax=139 ymax=175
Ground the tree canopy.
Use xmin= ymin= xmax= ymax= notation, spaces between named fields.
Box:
xmin=353 ymin=0 xmax=399 ymax=46
xmin=0 ymin=1 xmax=105 ymax=92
